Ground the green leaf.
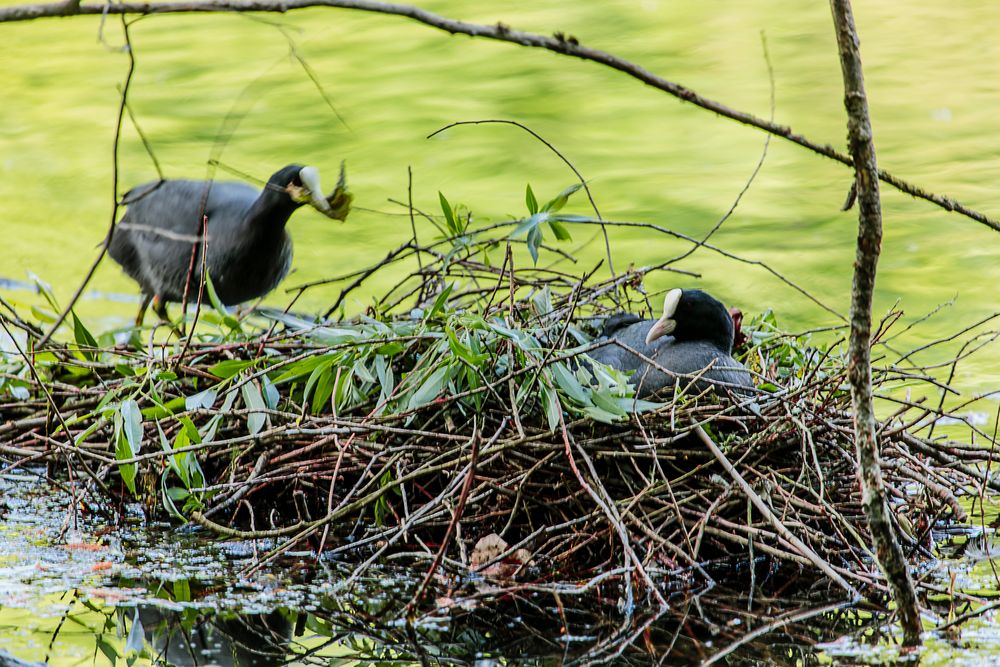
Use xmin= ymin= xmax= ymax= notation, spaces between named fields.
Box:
xmin=526 ymin=225 xmax=542 ymax=265
xmin=185 ymin=388 xmax=217 ymax=411
xmin=96 ymin=387 xmax=120 ymax=412
xmin=439 ymin=191 xmax=457 ymax=235
xmin=158 ymin=422 xmax=188 ymax=487
xmin=177 ymin=416 xmax=202 ymax=444
xmin=172 ymin=578 xmax=192 ymax=603
xmin=461 ymin=365 xmax=483 ymax=411
xmin=261 ymin=374 xmax=280 ymax=409
xmin=550 ymin=363 xmax=589 ymax=404
xmin=114 ymin=411 xmax=137 ymax=496
xmin=310 ymin=327 xmax=364 ymax=346
xmin=525 ymin=183 xmax=539 ymax=215
xmin=30 ymin=305 xmax=56 ymax=323
xmin=331 ymin=368 xmax=355 ymax=414
xmin=541 ymin=383 xmax=561 ymax=432
xmin=541 ymin=182 xmax=583 ymax=213
xmin=550 ymin=213 xmax=592 ymax=223
xmin=591 ymin=387 xmax=627 ymax=418
xmin=374 ymin=354 xmax=394 ymax=404
xmin=200 ymin=390 xmax=236 ymax=443
xmin=141 ymin=396 xmax=185 ymax=419
xmin=310 ymin=365 xmax=339 ymax=415
xmin=531 ymin=288 xmax=554 ymax=316
xmin=303 ymin=358 xmax=335 ymax=406
xmin=203 ymin=270 xmax=229 ymax=323
xmin=510 ymin=212 xmax=548 ymax=238
xmin=447 ymin=328 xmax=488 ymax=365
xmin=73 ymin=417 xmax=104 ymax=446
xmin=160 ymin=473 xmax=183 ymax=519
xmin=241 ymin=381 xmax=267 ymax=435
xmin=548 ymin=219 xmax=572 ymax=241
xmin=29 ymin=273 xmax=60 ymax=312
xmin=71 ymin=312 xmax=97 ymax=361
xmin=406 ymin=364 xmax=449 ymax=411
xmin=618 ymin=397 xmax=666 ymax=414
xmin=425 ymin=282 xmax=454 ymax=321
xmin=582 ymin=405 xmax=625 ymax=424
xmin=120 ymin=399 xmax=143 ymax=456
xmin=375 ymin=341 xmax=405 ymax=356
xmin=353 ymin=359 xmax=376 ymax=384
xmin=114 ymin=364 xmax=135 ymax=377
xmin=208 ymin=359 xmax=256 ymax=379
xmin=96 ymin=636 xmax=120 ymax=665
xmin=273 ymin=353 xmax=335 ymax=384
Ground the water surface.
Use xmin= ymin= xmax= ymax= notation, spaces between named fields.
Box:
xmin=2 ymin=1 xmax=999 ymax=397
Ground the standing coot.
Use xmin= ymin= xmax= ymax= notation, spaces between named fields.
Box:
xmin=588 ymin=288 xmax=753 ymax=398
xmin=109 ymin=164 xmax=347 ymax=323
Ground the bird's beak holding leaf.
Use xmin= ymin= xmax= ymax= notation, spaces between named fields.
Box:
xmin=293 ymin=166 xmax=334 ymax=214
xmin=644 ymin=288 xmax=683 ymax=345
xmin=322 ymin=161 xmax=353 ymax=222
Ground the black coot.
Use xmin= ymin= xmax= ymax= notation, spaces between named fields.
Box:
xmin=588 ymin=288 xmax=753 ymax=398
xmin=110 ymin=164 xmax=342 ymax=323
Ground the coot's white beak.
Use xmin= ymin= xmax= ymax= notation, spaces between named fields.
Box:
xmin=298 ymin=166 xmax=333 ymax=214
xmin=645 ymin=288 xmax=683 ymax=345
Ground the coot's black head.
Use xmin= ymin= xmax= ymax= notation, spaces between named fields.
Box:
xmin=644 ymin=288 xmax=735 ymax=352
xmin=266 ymin=164 xmax=333 ymax=214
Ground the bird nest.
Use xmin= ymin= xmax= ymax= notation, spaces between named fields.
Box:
xmin=0 ymin=206 xmax=993 ymax=618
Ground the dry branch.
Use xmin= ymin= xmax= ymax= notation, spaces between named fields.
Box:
xmin=829 ymin=0 xmax=922 ymax=645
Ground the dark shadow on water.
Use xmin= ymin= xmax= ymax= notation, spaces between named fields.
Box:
xmin=136 ymin=608 xmax=293 ymax=666
xmin=105 ymin=574 xmax=878 ymax=666
xmin=0 ymin=469 xmax=889 ymax=666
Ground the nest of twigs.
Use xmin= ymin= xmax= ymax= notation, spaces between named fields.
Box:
xmin=0 ymin=199 xmax=994 ymax=614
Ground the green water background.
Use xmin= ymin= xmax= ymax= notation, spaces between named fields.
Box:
xmin=2 ymin=0 xmax=999 ymax=403
xmin=3 ymin=3 xmax=1000 ymax=663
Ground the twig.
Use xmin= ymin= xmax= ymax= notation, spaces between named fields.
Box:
xmin=830 ymin=0 xmax=922 ymax=644
xmin=693 ymin=424 xmax=860 ymax=599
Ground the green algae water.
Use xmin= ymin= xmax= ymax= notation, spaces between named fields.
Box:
xmin=2 ymin=469 xmax=1000 ymax=665
xmin=2 ymin=1 xmax=999 ymax=394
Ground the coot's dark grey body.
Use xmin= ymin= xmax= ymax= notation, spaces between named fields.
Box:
xmin=589 ymin=289 xmax=753 ymax=398
xmin=110 ymin=165 xmax=329 ymax=315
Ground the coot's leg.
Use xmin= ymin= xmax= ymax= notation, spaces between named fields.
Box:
xmin=135 ymin=294 xmax=153 ymax=327
xmin=150 ymin=295 xmax=184 ymax=337
xmin=151 ymin=295 xmax=170 ymax=323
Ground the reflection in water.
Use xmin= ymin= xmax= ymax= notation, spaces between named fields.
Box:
xmin=3 ymin=467 xmax=1000 ymax=664
xmin=0 ymin=467 xmax=873 ymax=665
xmin=137 ymin=608 xmax=291 ymax=666
xmin=119 ymin=583 xmax=879 ymax=666
xmin=0 ymin=650 xmax=45 ymax=667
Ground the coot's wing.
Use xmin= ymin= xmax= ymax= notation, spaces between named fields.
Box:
xmin=120 ymin=181 xmax=257 ymax=236
xmin=589 ymin=317 xmax=658 ymax=375
xmin=599 ymin=312 xmax=645 ymax=338
xmin=111 ymin=181 xmax=258 ymax=300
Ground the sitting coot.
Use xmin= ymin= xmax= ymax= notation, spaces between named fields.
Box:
xmin=110 ymin=164 xmax=348 ymax=324
xmin=588 ymin=288 xmax=753 ymax=398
